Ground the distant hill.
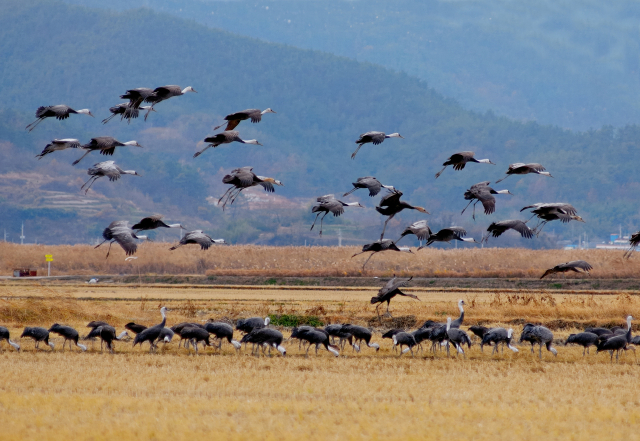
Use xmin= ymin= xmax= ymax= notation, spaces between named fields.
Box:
xmin=0 ymin=0 xmax=638 ymax=248
xmin=62 ymin=0 xmax=640 ymax=131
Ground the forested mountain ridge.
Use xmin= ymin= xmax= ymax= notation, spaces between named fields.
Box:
xmin=0 ymin=0 xmax=637 ymax=247
xmin=62 ymin=0 xmax=640 ymax=131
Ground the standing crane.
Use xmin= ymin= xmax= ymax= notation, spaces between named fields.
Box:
xmin=133 ymin=307 xmax=169 ymax=352
xmin=521 ymin=324 xmax=557 ymax=359
xmin=72 ymin=137 xmax=143 ymax=166
xmin=351 ymin=131 xmax=404 ymax=159
xmin=144 ymin=85 xmax=197 ymax=120
xmin=86 ymin=326 xmax=129 ymax=353
xmin=418 ymin=227 xmax=478 ymax=249
xmin=95 ymin=221 xmax=148 ymax=258
xmin=26 ymin=105 xmax=93 ymax=132
xmin=351 ymin=240 xmax=413 ymax=272
xmin=80 ymin=161 xmax=140 ymax=194
xmin=597 ymin=316 xmax=633 ymax=362
xmin=435 ymin=151 xmax=495 ymax=178
xmin=540 ymin=261 xmax=593 ymax=279
xmin=565 ymin=332 xmax=599 ymax=356
xmin=343 ymin=177 xmax=395 ymax=197
xmin=218 ymin=166 xmax=283 ymax=210
xmin=445 ymin=317 xmax=472 ymax=358
xmin=194 ymin=131 xmax=262 ymax=158
xmin=36 ymin=139 xmax=80 ymax=159
xmin=495 ymin=163 xmax=552 ymax=184
xmin=204 ymin=321 xmax=242 ymax=351
xmin=310 ymin=195 xmax=363 ymax=236
xmin=368 ymin=275 xmax=419 ymax=318
xmin=392 ymin=332 xmax=418 ymax=357
xmin=48 ymin=324 xmax=87 ymax=352
xmin=461 ymin=181 xmax=512 ymax=220
xmin=376 ymin=189 xmax=429 ymax=240
xmin=339 ymin=325 xmax=380 ymax=352
xmin=20 ymin=327 xmax=55 ymax=351
xmin=214 ymin=108 xmax=276 ymax=131
xmin=0 ymin=326 xmax=20 ymax=351
xmin=169 ymin=230 xmax=226 ymax=250
xmin=480 ymin=328 xmax=518 ymax=354
xmin=240 ymin=328 xmax=286 ymax=357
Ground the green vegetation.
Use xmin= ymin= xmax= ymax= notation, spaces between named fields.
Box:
xmin=0 ymin=0 xmax=639 ymax=247
xmin=268 ymin=314 xmax=324 ymax=328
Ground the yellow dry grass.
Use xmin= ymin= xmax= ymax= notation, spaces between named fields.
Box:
xmin=1 ymin=286 xmax=640 ymax=440
xmin=1 ymin=242 xmax=639 ymax=278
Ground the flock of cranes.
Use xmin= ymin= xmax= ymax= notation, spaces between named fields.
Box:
xmin=1 ymin=300 xmax=636 ymax=363
xmin=27 ymin=81 xmax=640 ymax=271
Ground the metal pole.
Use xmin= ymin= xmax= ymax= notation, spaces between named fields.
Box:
xmin=48 ymin=261 xmax=51 ymax=277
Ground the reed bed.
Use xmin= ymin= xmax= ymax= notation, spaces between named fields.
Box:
xmin=1 ymin=242 xmax=638 ymax=278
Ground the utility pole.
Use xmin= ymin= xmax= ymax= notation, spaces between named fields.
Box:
xmin=20 ymin=223 xmax=25 ymax=245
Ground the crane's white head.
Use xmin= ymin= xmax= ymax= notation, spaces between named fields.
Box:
xmin=77 ymin=109 xmax=94 ymax=117
xmin=276 ymin=344 xmax=286 ymax=356
xmin=460 ymin=237 xmax=479 ymax=243
xmin=458 ymin=299 xmax=465 ymax=312
xmin=627 ymin=315 xmax=634 ymax=328
xmin=116 ymin=331 xmax=129 ymax=340
xmin=382 ymin=185 xmax=396 ymax=191
xmin=140 ymin=106 xmax=156 ymax=112
xmin=398 ymin=246 xmax=413 ymax=254
xmin=123 ymin=170 xmax=140 ymax=176
xmin=123 ymin=141 xmax=143 ymax=148
xmin=402 ymin=347 xmax=412 ymax=354
xmin=260 ymin=177 xmax=284 ymax=186
xmin=386 ymin=133 xmax=404 ymax=139
xmin=478 ymin=159 xmax=495 ymax=164
xmin=160 ymin=306 xmax=168 ymax=319
xmin=262 ymin=108 xmax=276 ymax=114
xmin=446 ymin=317 xmax=452 ymax=331
xmin=48 ymin=341 xmax=55 ymax=350
xmin=496 ymin=190 xmax=513 ymax=195
xmin=167 ymin=224 xmax=186 ymax=229
xmin=550 ymin=347 xmax=558 ymax=356
xmin=264 ymin=316 xmax=271 ymax=326
xmin=539 ymin=171 xmax=553 ymax=178
xmin=414 ymin=206 xmax=430 ymax=214
xmin=368 ymin=342 xmax=380 ymax=351
xmin=507 ymin=328 xmax=513 ymax=338
xmin=77 ymin=343 xmax=87 ymax=352
xmin=571 ymin=215 xmax=586 ymax=223
xmin=392 ymin=335 xmax=398 ymax=345
xmin=212 ymin=239 xmax=226 ymax=244
xmin=345 ymin=202 xmax=365 ymax=208
xmin=182 ymin=86 xmax=197 ymax=94
xmin=246 ymin=139 xmax=263 ymax=146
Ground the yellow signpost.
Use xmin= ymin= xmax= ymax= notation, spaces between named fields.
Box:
xmin=45 ymin=254 xmax=53 ymax=276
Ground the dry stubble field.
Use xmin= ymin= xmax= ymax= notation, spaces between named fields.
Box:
xmin=1 ymin=284 xmax=640 ymax=440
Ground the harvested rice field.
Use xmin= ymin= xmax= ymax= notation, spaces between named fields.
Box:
xmin=1 ymin=284 xmax=639 ymax=440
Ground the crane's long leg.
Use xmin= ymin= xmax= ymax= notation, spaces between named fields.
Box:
xmin=26 ymin=118 xmax=45 ymax=132
xmin=81 ymin=176 xmax=100 ymax=194
xmin=362 ymin=252 xmax=376 ymax=272
xmin=144 ymin=105 xmax=155 ymax=121
xmin=218 ymin=187 xmax=235 ymax=206
xmin=193 ymin=144 xmax=213 ymax=158
xmin=310 ymin=212 xmax=322 ymax=231
xmin=72 ymin=149 xmax=92 ymax=166
xmin=350 ymin=144 xmax=364 ymax=160
xmin=101 ymin=113 xmax=117 ymax=124
xmin=380 ymin=214 xmax=395 ymax=240
xmin=227 ymin=188 xmax=246 ymax=207
xmin=494 ymin=174 xmax=510 ymax=184
xmin=343 ymin=186 xmax=358 ymax=197
xmin=534 ymin=221 xmax=548 ymax=236
xmin=105 ymin=241 xmax=115 ymax=259
xmin=435 ymin=165 xmax=448 ymax=179
xmin=460 ymin=199 xmax=474 ymax=215
xmin=318 ymin=212 xmax=329 ymax=236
